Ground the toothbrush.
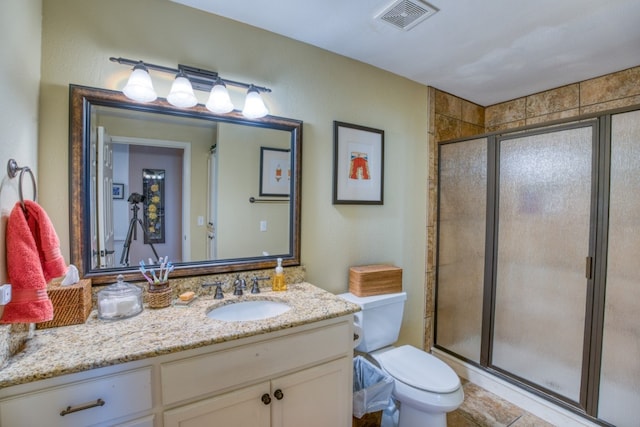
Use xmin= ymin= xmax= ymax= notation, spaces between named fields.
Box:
xmin=159 ymin=261 xmax=165 ymax=281
xmin=163 ymin=263 xmax=174 ymax=282
xmin=150 ymin=268 xmax=159 ymax=283
xmin=138 ymin=263 xmax=154 ymax=285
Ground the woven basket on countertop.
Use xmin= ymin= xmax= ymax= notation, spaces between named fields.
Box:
xmin=37 ymin=278 xmax=92 ymax=329
xmin=147 ymin=283 xmax=172 ymax=308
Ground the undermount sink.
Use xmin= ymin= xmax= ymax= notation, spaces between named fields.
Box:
xmin=206 ymin=300 xmax=291 ymax=322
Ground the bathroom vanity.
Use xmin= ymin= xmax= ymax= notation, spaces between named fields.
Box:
xmin=0 ymin=283 xmax=359 ymax=427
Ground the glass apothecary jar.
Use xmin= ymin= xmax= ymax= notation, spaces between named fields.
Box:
xmin=98 ymin=275 xmax=143 ymax=320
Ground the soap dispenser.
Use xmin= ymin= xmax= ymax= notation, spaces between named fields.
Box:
xmin=272 ymin=258 xmax=286 ymax=291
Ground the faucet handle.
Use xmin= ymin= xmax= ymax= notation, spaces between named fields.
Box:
xmin=233 ymin=275 xmax=247 ymax=296
xmin=203 ymin=281 xmax=225 ymax=299
xmin=214 ymin=284 xmax=224 ymax=299
xmin=250 ymin=276 xmax=270 ymax=294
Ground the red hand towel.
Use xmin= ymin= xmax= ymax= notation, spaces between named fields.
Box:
xmin=1 ymin=200 xmax=67 ymax=324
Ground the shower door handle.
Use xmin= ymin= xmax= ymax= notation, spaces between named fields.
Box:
xmin=585 ymin=256 xmax=593 ymax=280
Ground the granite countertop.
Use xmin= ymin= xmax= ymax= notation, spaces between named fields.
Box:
xmin=0 ymin=283 xmax=360 ymax=389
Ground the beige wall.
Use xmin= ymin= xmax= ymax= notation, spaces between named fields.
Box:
xmin=0 ymin=0 xmax=43 ymax=355
xmin=39 ymin=0 xmax=428 ymax=347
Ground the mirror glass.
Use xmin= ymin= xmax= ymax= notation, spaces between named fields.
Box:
xmin=70 ymin=85 xmax=302 ymax=284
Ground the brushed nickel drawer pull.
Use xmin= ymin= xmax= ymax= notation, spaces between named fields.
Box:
xmin=60 ymin=398 xmax=105 ymax=416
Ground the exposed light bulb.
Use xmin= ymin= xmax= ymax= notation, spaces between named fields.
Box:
xmin=206 ymin=79 xmax=234 ymax=114
xmin=242 ymin=85 xmax=269 ymax=119
xmin=122 ymin=62 xmax=157 ymax=103
xmin=167 ymin=72 xmax=198 ymax=108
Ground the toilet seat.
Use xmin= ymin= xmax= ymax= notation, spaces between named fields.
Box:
xmin=374 ymin=345 xmax=460 ymax=393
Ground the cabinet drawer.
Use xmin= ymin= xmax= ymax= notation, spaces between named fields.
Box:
xmin=0 ymin=367 xmax=152 ymax=427
xmin=161 ymin=320 xmax=351 ymax=405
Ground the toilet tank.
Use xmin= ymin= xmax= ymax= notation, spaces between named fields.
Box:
xmin=339 ymin=292 xmax=406 ymax=353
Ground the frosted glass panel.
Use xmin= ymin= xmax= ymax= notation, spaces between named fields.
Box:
xmin=436 ymin=138 xmax=487 ymax=362
xmin=492 ymin=127 xmax=592 ymax=402
xmin=598 ymin=110 xmax=640 ymax=425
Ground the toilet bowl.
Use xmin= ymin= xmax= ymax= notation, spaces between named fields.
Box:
xmin=372 ymin=345 xmax=464 ymax=427
xmin=340 ymin=292 xmax=463 ymax=427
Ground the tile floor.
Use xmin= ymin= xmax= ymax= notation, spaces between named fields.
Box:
xmin=447 ymin=380 xmax=555 ymax=427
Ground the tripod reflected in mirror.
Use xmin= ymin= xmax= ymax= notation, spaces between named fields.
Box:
xmin=120 ymin=192 xmax=160 ymax=266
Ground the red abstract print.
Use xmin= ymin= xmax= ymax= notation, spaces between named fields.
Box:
xmin=349 ymin=152 xmax=371 ymax=180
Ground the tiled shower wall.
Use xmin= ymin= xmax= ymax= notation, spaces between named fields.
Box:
xmin=425 ymin=64 xmax=640 ymax=351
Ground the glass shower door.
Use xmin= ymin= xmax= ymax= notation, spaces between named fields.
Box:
xmin=491 ymin=125 xmax=594 ymax=404
xmin=436 ymin=137 xmax=487 ymax=363
xmin=598 ymin=110 xmax=640 ymax=425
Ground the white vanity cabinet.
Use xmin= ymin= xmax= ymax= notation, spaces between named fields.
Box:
xmin=162 ymin=318 xmax=353 ymax=427
xmin=0 ymin=315 xmax=354 ymax=427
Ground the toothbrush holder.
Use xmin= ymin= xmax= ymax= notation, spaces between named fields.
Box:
xmin=147 ymin=281 xmax=172 ymax=309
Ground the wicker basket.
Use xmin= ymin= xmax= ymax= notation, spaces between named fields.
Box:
xmin=37 ymin=279 xmax=92 ymax=329
xmin=147 ymin=283 xmax=172 ymax=309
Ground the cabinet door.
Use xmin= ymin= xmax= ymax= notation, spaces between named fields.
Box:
xmin=271 ymin=357 xmax=351 ymax=427
xmin=163 ymin=382 xmax=270 ymax=427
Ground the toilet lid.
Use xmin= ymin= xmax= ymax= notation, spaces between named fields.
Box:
xmin=376 ymin=345 xmax=460 ymax=393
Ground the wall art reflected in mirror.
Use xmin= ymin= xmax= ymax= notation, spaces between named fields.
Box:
xmin=69 ymin=85 xmax=302 ymax=284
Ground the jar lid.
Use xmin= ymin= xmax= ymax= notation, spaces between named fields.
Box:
xmin=99 ymin=274 xmax=142 ymax=298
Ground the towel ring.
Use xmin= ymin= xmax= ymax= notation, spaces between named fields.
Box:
xmin=7 ymin=159 xmax=37 ymax=211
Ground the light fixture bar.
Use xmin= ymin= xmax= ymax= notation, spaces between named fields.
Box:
xmin=109 ymin=57 xmax=271 ymax=93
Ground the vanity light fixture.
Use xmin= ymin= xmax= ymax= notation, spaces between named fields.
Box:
xmin=122 ymin=61 xmax=157 ymax=103
xmin=242 ymin=85 xmax=269 ymax=119
xmin=206 ymin=78 xmax=234 ymax=114
xmin=166 ymin=70 xmax=198 ymax=108
xmin=111 ymin=57 xmax=271 ymax=118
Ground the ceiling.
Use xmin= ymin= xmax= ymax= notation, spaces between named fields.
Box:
xmin=171 ymin=0 xmax=640 ymax=106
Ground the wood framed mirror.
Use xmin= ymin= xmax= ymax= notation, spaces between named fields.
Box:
xmin=69 ymin=85 xmax=302 ymax=284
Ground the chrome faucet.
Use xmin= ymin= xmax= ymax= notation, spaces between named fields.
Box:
xmin=233 ymin=275 xmax=247 ymax=296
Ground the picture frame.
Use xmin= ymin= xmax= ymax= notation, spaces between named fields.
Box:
xmin=112 ymin=183 xmax=124 ymax=199
xmin=333 ymin=121 xmax=384 ymax=204
xmin=260 ymin=147 xmax=291 ymax=196
xmin=142 ymin=169 xmax=165 ymax=244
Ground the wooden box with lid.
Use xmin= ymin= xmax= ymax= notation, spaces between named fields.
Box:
xmin=348 ymin=264 xmax=402 ymax=297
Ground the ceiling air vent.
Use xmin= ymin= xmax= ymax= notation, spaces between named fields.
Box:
xmin=375 ymin=0 xmax=438 ymax=31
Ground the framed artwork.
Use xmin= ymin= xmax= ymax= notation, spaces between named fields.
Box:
xmin=142 ymin=169 xmax=165 ymax=244
xmin=333 ymin=121 xmax=384 ymax=204
xmin=260 ymin=147 xmax=291 ymax=196
xmin=112 ymin=183 xmax=124 ymax=199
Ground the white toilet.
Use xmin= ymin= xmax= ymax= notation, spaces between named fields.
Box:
xmin=340 ymin=291 xmax=464 ymax=427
